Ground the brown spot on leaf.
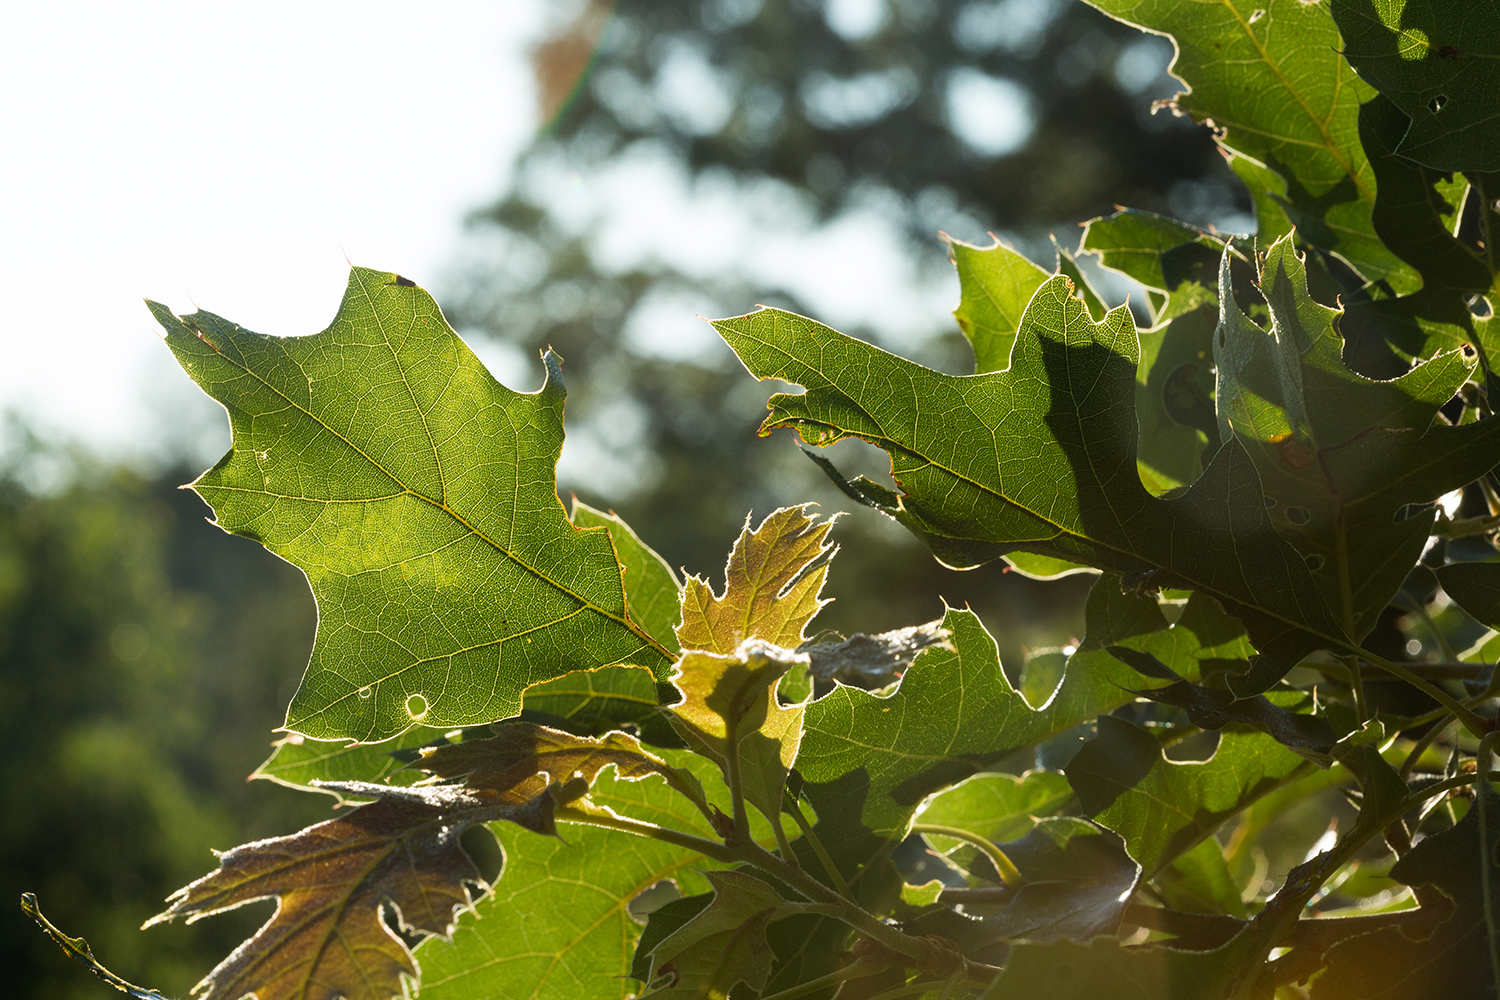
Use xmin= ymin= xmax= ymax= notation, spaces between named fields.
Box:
xmin=1274 ymin=434 xmax=1315 ymax=469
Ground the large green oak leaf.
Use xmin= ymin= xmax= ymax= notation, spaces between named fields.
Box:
xmin=714 ymin=282 xmax=1343 ymax=689
xmin=152 ymin=268 xmax=672 ymax=743
xmin=1085 ymin=0 xmax=1417 ymax=293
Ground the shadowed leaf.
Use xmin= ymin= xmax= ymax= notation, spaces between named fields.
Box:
xmin=1331 ymin=0 xmax=1500 ymax=172
xmin=715 ymin=285 xmax=1343 ymax=690
xmin=1066 ymin=715 xmax=1307 ymax=878
xmin=1214 ymin=234 xmax=1500 ymax=639
xmin=639 ymin=870 xmax=792 ymax=998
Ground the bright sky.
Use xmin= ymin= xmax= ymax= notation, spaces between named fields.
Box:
xmin=2 ymin=2 xmax=543 ymax=465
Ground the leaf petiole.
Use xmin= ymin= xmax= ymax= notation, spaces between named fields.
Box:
xmin=911 ymin=823 xmax=1025 ymax=888
xmin=784 ymin=792 xmax=855 ymax=902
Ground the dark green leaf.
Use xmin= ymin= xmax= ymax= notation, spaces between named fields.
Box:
xmin=1331 ymin=0 xmax=1500 ymax=172
xmin=630 ymin=895 xmax=712 ymax=985
xmin=981 ymin=930 xmax=1254 ymax=1000
xmin=1104 ymin=646 xmax=1337 ymax=762
xmin=1312 ymin=783 xmax=1500 ymax=999
xmin=1214 ymin=234 xmax=1500 ymax=637
xmin=1436 ymin=561 xmax=1500 ymax=627
xmin=1066 ymin=715 xmax=1306 ymax=878
xmin=637 ymin=869 xmax=792 ymax=999
xmin=151 ymin=270 xmax=671 ymax=743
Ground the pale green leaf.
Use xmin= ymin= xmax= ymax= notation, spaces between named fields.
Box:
xmin=947 ymin=235 xmax=1051 ymax=375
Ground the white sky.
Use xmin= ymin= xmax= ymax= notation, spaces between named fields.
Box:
xmin=1 ymin=2 xmax=543 ymax=464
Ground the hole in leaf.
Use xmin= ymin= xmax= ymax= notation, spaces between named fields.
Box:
xmin=1285 ymin=506 xmax=1311 ymax=525
xmin=1468 ymin=295 xmax=1493 ymax=319
xmin=357 ymin=685 xmax=373 ymax=699
xmin=1264 ymin=495 xmax=1277 ymax=508
xmin=1305 ymin=553 xmax=1325 ymax=571
xmin=628 ymin=880 xmax=682 ymax=924
xmin=1429 ymin=94 xmax=1447 ymax=113
xmin=406 ymin=693 xmax=429 ymax=718
xmin=1248 ymin=8 xmax=1265 ymax=22
xmin=1164 ymin=729 xmax=1220 ymax=762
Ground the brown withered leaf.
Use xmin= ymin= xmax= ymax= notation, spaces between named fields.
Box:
xmin=676 ymin=505 xmax=836 ymax=654
xmin=417 ymin=721 xmax=708 ymax=814
xmin=147 ymin=782 xmax=557 ymax=1000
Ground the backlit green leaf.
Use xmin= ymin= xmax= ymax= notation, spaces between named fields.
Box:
xmin=947 ymin=235 xmax=1051 ymax=375
xmin=416 ymin=753 xmax=745 ymax=1000
xmin=715 ymin=288 xmax=1343 ymax=687
xmin=1087 ymin=0 xmax=1417 ymax=292
xmin=151 ymin=269 xmax=672 ymax=743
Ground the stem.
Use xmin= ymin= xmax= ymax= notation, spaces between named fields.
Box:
xmin=1344 ymin=654 xmax=1368 ymax=722
xmin=726 ymin=740 xmax=751 ymax=840
xmin=784 ymin=793 xmax=854 ymax=902
xmin=755 ymin=959 xmax=887 ymax=1000
xmin=1229 ymin=781 xmax=1415 ymax=999
xmin=737 ymin=838 xmax=932 ymax=966
xmin=563 ymin=798 xmax=944 ymax=973
xmin=1478 ymin=731 xmax=1500 ymax=1000
xmin=772 ymin=809 xmax=800 ymax=870
xmin=1351 ymin=648 xmax=1490 ymax=738
xmin=1412 ymin=601 xmax=1458 ymax=662
xmin=1400 ymin=719 xmax=1454 ymax=779
xmin=911 ymin=824 xmax=1025 ymax=889
xmin=553 ymin=805 xmax=740 ymax=865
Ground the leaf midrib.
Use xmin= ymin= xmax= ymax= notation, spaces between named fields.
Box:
xmin=183 ymin=316 xmax=671 ymax=664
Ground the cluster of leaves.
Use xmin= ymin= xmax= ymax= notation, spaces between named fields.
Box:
xmin=26 ymin=1 xmax=1500 ymax=999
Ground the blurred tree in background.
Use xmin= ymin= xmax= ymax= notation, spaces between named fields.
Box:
xmin=11 ymin=0 xmax=1257 ymax=995
xmin=440 ymin=0 xmax=1248 ymax=656
xmin=2 ymin=436 xmax=327 ymax=998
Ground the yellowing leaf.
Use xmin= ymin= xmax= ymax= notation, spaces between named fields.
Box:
xmin=676 ymin=505 xmax=834 ymax=654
